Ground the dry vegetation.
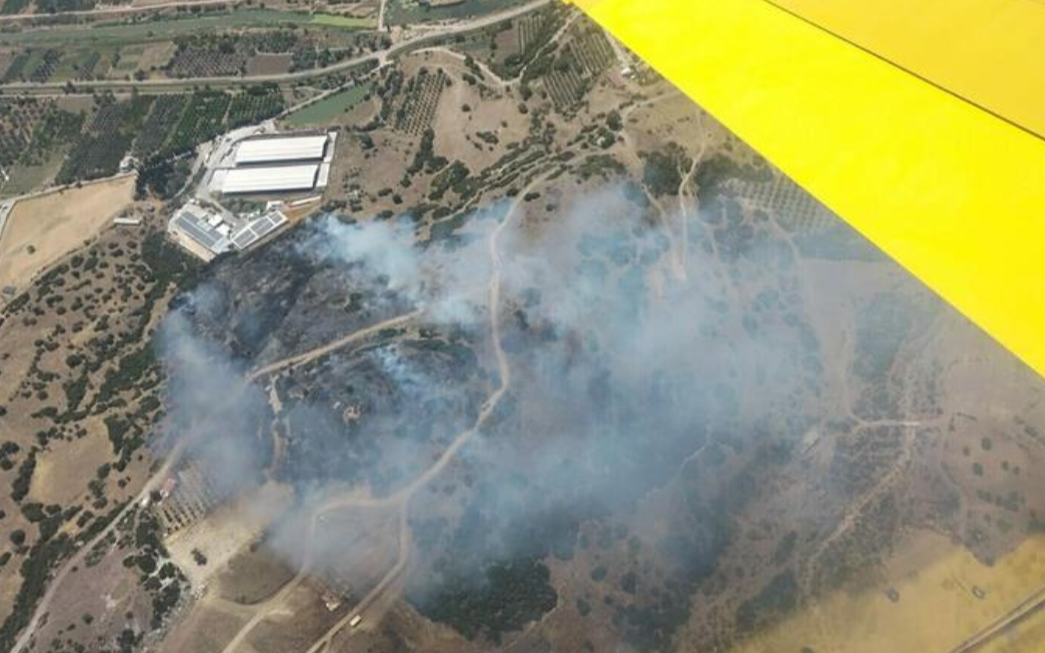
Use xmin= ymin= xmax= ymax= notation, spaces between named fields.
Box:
xmin=0 ymin=202 xmax=198 ymax=652
xmin=1 ymin=6 xmax=1044 ymax=653
xmin=288 ymin=15 xmax=1045 ymax=653
xmin=0 ymin=175 xmax=136 ymax=294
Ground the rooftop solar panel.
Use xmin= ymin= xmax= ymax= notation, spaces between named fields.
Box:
xmin=175 ymin=215 xmax=222 ymax=250
xmin=233 ymin=232 xmax=258 ymax=249
xmin=229 ymin=210 xmax=289 ymax=250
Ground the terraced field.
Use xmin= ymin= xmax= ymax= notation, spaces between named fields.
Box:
xmin=542 ymin=25 xmax=615 ymax=108
xmin=393 ymin=67 xmax=447 ymax=135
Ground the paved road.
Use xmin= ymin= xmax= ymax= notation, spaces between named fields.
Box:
xmin=0 ymin=0 xmax=551 ymax=93
xmin=945 ymin=583 xmax=1045 ymax=653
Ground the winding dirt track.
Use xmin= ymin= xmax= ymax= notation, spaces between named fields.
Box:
xmin=217 ymin=172 xmax=544 ymax=653
xmin=12 ymin=309 xmax=419 ymax=653
xmin=246 ymin=311 xmax=422 ymax=382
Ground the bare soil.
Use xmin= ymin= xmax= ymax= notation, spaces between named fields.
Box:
xmin=246 ymin=54 xmax=292 ymax=77
xmin=0 ymin=175 xmax=135 ymax=294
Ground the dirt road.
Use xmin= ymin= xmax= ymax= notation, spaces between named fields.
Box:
xmin=296 ymin=170 xmax=547 ymax=653
xmin=219 ymin=171 xmax=545 ymax=653
xmin=246 ymin=310 xmax=422 ymax=382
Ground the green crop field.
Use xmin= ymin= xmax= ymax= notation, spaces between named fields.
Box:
xmin=285 ymin=81 xmax=372 ymax=126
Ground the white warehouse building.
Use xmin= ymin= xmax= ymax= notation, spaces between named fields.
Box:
xmin=233 ymin=134 xmax=329 ymax=166
xmin=215 ymin=131 xmax=336 ymax=196
xmin=222 ymin=164 xmax=320 ymax=194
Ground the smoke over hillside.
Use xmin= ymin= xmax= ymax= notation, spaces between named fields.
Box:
xmin=157 ymin=311 xmax=273 ymax=499
xmin=156 ymin=183 xmax=836 ymax=647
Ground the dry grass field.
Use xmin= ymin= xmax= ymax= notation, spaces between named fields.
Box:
xmin=138 ymin=42 xmax=177 ymax=72
xmin=0 ymin=175 xmax=135 ymax=294
xmin=729 ymin=530 xmax=1045 ymax=653
xmin=981 ymin=606 xmax=1045 ymax=653
xmin=28 ymin=417 xmax=114 ymax=505
xmin=246 ymin=53 xmax=293 ymax=76
xmin=167 ymin=483 xmax=294 ymax=590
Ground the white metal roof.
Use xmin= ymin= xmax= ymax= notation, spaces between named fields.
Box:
xmin=316 ymin=162 xmax=331 ymax=189
xmin=222 ymin=165 xmax=319 ymax=194
xmin=234 ymin=135 xmax=328 ymax=165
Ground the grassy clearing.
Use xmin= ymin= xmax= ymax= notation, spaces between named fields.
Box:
xmin=284 ymin=81 xmax=372 ymax=126
xmin=0 ymin=155 xmax=62 ymax=198
xmin=0 ymin=10 xmax=315 ymax=46
xmin=112 ymin=49 xmax=142 ymax=73
xmin=386 ymin=0 xmax=529 ymax=26
xmin=309 ymin=13 xmax=376 ymax=28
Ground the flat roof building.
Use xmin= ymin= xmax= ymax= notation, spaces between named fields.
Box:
xmin=233 ymin=135 xmax=328 ymax=166
xmin=168 ymin=203 xmax=233 ymax=261
xmin=222 ymin=165 xmax=320 ymax=195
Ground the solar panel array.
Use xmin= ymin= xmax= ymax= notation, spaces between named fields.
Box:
xmin=231 ymin=211 xmax=288 ymax=250
xmin=174 ymin=212 xmax=228 ymax=252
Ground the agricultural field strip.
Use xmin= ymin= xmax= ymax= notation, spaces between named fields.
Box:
xmin=0 ymin=10 xmax=370 ymax=43
xmin=1 ymin=85 xmax=282 ymax=202
xmin=283 ymin=81 xmax=373 ymax=126
xmin=0 ymin=0 xmax=246 ymax=22
xmin=0 ymin=0 xmax=553 ymax=91
xmin=394 ymin=68 xmax=446 ymax=135
xmin=0 ymin=14 xmax=375 ymax=83
xmin=0 ymin=98 xmax=51 ymax=166
xmin=541 ymin=28 xmax=613 ymax=107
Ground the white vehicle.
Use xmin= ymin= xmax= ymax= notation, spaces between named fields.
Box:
xmin=349 ymin=615 xmax=362 ymax=628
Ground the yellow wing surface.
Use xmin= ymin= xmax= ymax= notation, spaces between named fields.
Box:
xmin=570 ymin=0 xmax=1045 ymax=377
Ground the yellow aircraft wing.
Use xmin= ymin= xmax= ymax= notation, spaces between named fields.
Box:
xmin=570 ymin=0 xmax=1045 ymax=377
